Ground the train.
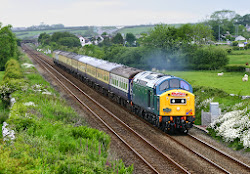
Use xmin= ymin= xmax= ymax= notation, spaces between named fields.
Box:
xmin=52 ymin=50 xmax=195 ymax=133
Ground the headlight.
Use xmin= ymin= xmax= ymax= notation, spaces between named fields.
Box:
xmin=170 ymin=99 xmax=186 ymax=104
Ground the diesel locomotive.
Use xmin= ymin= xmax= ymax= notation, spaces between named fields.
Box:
xmin=53 ymin=50 xmax=195 ymax=133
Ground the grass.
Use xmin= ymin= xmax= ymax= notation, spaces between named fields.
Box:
xmin=13 ymin=28 xmax=89 ymax=39
xmin=164 ymin=71 xmax=250 ymax=96
xmin=118 ymin=26 xmax=154 ymax=35
xmin=0 ymin=71 xmax=7 ymax=138
xmin=231 ymin=49 xmax=250 ymax=55
xmin=0 ymin=71 xmax=4 ymax=82
xmin=228 ymin=54 xmax=250 ymax=65
xmin=0 ymin=52 xmax=133 ymax=173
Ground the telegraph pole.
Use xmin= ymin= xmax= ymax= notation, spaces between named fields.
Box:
xmin=218 ymin=25 xmax=220 ymax=42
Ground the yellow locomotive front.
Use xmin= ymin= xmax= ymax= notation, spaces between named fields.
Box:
xmin=159 ymin=89 xmax=195 ymax=133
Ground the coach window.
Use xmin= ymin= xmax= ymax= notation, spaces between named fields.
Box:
xmin=159 ymin=81 xmax=169 ymax=91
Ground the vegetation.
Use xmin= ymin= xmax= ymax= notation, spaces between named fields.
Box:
xmin=0 ymin=52 xmax=133 ymax=173
xmin=0 ymin=23 xmax=18 ymax=70
xmin=38 ymin=31 xmax=81 ymax=49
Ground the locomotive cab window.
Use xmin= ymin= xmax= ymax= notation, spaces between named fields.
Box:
xmin=180 ymin=81 xmax=190 ymax=91
xmin=170 ymin=79 xmax=180 ymax=88
xmin=159 ymin=81 xmax=169 ymax=91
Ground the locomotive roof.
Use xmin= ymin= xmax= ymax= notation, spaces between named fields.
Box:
xmin=133 ymin=71 xmax=173 ymax=88
xmin=111 ymin=66 xmax=142 ymax=79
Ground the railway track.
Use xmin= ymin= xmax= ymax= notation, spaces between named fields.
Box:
xmin=22 ymin=44 xmax=250 ymax=173
xmin=169 ymin=133 xmax=250 ymax=174
xmin=22 ymin=45 xmax=190 ymax=173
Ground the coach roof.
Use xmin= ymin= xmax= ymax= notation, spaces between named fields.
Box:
xmin=111 ymin=66 xmax=142 ymax=79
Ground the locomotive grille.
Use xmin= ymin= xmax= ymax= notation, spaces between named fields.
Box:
xmin=170 ymin=98 xmax=186 ymax=104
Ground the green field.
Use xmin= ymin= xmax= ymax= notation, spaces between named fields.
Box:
xmin=228 ymin=54 xmax=250 ymax=65
xmin=118 ymin=24 xmax=183 ymax=35
xmin=14 ymin=28 xmax=89 ymax=39
xmin=118 ymin=26 xmax=154 ymax=35
xmin=164 ymin=71 xmax=250 ymax=96
xmin=228 ymin=49 xmax=250 ymax=66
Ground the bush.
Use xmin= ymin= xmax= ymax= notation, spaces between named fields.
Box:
xmin=224 ymin=65 xmax=246 ymax=72
xmin=191 ymin=46 xmax=229 ymax=70
xmin=226 ymin=48 xmax=232 ymax=54
xmin=3 ymin=59 xmax=23 ymax=80
xmin=232 ymin=41 xmax=238 ymax=46
xmin=246 ymin=43 xmax=250 ymax=49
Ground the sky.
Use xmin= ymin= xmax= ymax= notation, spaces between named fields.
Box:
xmin=0 ymin=0 xmax=250 ymax=28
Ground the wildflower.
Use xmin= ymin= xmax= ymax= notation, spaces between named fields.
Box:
xmin=197 ymin=97 xmax=214 ymax=109
xmin=2 ymin=122 xmax=15 ymax=142
xmin=22 ymin=63 xmax=34 ymax=68
xmin=42 ymin=90 xmax=52 ymax=95
xmin=209 ymin=108 xmax=250 ymax=148
xmin=24 ymin=102 xmax=36 ymax=107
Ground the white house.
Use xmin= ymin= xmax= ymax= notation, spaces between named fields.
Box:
xmin=235 ymin=35 xmax=246 ymax=41
xmin=78 ymin=36 xmax=92 ymax=47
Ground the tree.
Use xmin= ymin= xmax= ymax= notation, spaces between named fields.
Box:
xmin=206 ymin=10 xmax=241 ymax=40
xmin=38 ymin=31 xmax=81 ymax=49
xmin=125 ymin=33 xmax=136 ymax=46
xmin=112 ymin=33 xmax=124 ymax=44
xmin=38 ymin=32 xmax=51 ymax=45
xmin=0 ymin=23 xmax=18 ymax=70
xmin=101 ymin=32 xmax=108 ymax=36
xmin=210 ymin=10 xmax=237 ymax=21
xmin=58 ymin=37 xmax=81 ymax=48
xmin=51 ymin=32 xmax=76 ymax=42
xmin=191 ymin=46 xmax=228 ymax=70
xmin=191 ymin=24 xmax=214 ymax=44
xmin=176 ymin=24 xmax=193 ymax=42
xmin=139 ymin=24 xmax=181 ymax=53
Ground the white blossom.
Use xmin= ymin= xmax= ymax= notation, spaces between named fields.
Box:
xmin=22 ymin=63 xmax=34 ymax=68
xmin=42 ymin=90 xmax=52 ymax=95
xmin=241 ymin=130 xmax=250 ymax=148
xmin=10 ymin=97 xmax=16 ymax=108
xmin=2 ymin=122 xmax=15 ymax=142
xmin=31 ymin=84 xmax=43 ymax=92
xmin=209 ymin=108 xmax=250 ymax=148
xmin=197 ymin=97 xmax=214 ymax=109
xmin=24 ymin=102 xmax=36 ymax=107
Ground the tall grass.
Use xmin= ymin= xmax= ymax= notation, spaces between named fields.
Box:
xmin=0 ymin=71 xmax=4 ymax=82
xmin=0 ymin=52 xmax=133 ymax=173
